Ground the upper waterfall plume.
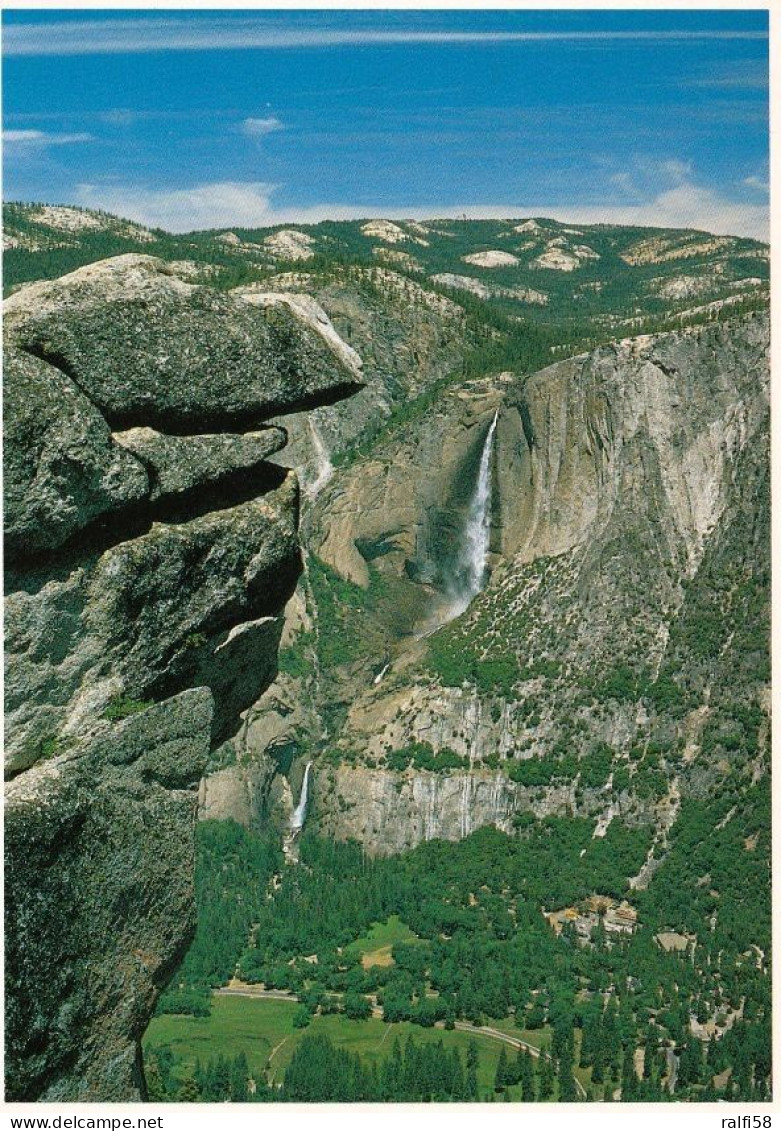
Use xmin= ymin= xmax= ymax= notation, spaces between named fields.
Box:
xmin=291 ymin=761 xmax=313 ymax=831
xmin=448 ymin=410 xmax=498 ymax=618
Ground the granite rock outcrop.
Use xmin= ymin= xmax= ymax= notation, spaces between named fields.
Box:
xmin=4 ymin=256 xmax=362 ymax=1100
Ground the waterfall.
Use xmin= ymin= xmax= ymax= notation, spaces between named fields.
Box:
xmin=290 ymin=762 xmax=313 ymax=831
xmin=448 ymin=410 xmax=498 ymax=618
xmin=305 ymin=420 xmax=333 ymax=500
xmin=459 ymin=775 xmax=474 ymax=840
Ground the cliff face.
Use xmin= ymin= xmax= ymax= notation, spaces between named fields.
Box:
xmin=318 ymin=316 xmax=768 ymax=852
xmin=310 ymin=380 xmax=503 ymax=591
xmin=4 ymin=255 xmax=362 ymax=1100
xmin=499 ymin=316 xmax=769 ymax=573
xmin=318 ymin=763 xmax=581 ymax=853
xmin=216 ymin=313 xmax=768 ymax=856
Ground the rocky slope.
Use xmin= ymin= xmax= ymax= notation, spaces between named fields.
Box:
xmin=4 ymin=254 xmax=362 ymax=1100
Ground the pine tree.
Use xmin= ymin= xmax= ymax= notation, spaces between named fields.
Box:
xmin=558 ymin=1042 xmax=577 ymax=1102
xmin=144 ymin=1058 xmax=166 ymax=1102
xmin=177 ymin=1076 xmax=200 ymax=1102
xmin=230 ymin=1051 xmax=249 ymax=1102
xmin=494 ymin=1046 xmax=509 ymax=1091
xmin=591 ymin=1035 xmax=605 ymax=1085
xmin=620 ymin=1043 xmax=638 ymax=1102
xmin=215 ymin=1053 xmax=232 ymax=1100
xmin=466 ymin=1040 xmax=479 ymax=1100
xmin=519 ymin=1050 xmax=535 ymax=1101
xmin=402 ymin=1034 xmax=418 ymax=1099
xmin=449 ymin=1048 xmax=466 ymax=1100
xmin=643 ymin=1024 xmax=657 ymax=1079
xmin=603 ymin=996 xmax=621 ymax=1075
xmin=538 ymin=1053 xmax=555 ymax=1101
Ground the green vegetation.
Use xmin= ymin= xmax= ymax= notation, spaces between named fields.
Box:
xmin=635 ymin=783 xmax=771 ymax=955
xmin=22 ymin=733 xmax=74 ymax=766
xmin=578 ymin=744 xmax=615 ymax=790
xmin=344 ymin=915 xmax=419 ymax=959
xmin=304 ymin=554 xmax=371 ymax=668
xmin=332 ymin=374 xmax=461 ymax=468
xmin=155 ymin=821 xmax=281 ymax=1013
xmin=147 ymin=794 xmax=771 ymax=1101
xmin=302 ymin=553 xmax=410 ymax=674
xmin=428 ymin=631 xmax=522 ymax=695
xmin=507 ymin=756 xmax=576 ymax=788
xmin=103 ymin=695 xmax=154 ymax=721
xmin=384 ymin=742 xmax=468 ymax=773
xmin=146 ymin=996 xmax=297 ymax=1087
xmin=276 ymin=634 xmax=315 ymax=680
xmin=144 ymin=995 xmax=541 ymax=1101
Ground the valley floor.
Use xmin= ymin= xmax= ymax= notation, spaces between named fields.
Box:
xmin=144 ymin=992 xmax=591 ymax=1101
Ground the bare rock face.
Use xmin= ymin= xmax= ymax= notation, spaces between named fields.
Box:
xmin=4 ymin=257 xmax=362 ymax=1100
xmin=5 ymin=255 xmax=362 ymax=431
xmin=310 ymin=381 xmax=504 ymax=590
xmin=499 ymin=315 xmax=770 ymax=572
xmin=4 ymin=347 xmax=149 ymax=558
xmin=6 ymin=690 xmax=213 ymax=1102
xmin=316 ymin=763 xmax=578 ymax=854
xmin=283 ymin=314 xmax=769 ymax=855
xmin=113 ymin=425 xmax=288 ymax=502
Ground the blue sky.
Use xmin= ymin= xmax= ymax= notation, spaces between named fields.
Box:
xmin=2 ymin=9 xmax=770 ymax=238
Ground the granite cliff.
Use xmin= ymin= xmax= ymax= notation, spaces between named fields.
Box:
xmin=4 ymin=254 xmax=362 ymax=1100
xmin=200 ymin=312 xmax=769 ymax=857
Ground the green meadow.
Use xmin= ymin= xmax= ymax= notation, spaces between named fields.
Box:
xmin=144 ymin=993 xmax=547 ymax=1097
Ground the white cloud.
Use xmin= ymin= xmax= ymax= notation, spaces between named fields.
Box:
xmin=99 ymin=109 xmax=140 ymax=126
xmin=660 ymin=159 xmax=693 ymax=184
xmin=597 ymin=161 xmax=769 ymax=238
xmin=557 ymin=183 xmax=768 ymax=241
xmin=3 ymin=18 xmax=767 ymax=58
xmin=3 ymin=129 xmax=92 ymax=146
xmin=416 ymin=187 xmax=768 ymax=241
xmin=609 ymin=171 xmax=637 ymax=194
xmin=71 ymin=177 xmax=769 ymax=242
xmin=240 ymin=116 xmax=283 ymax=139
xmin=686 ymin=60 xmax=768 ymax=90
xmin=743 ymin=175 xmax=769 ymax=194
xmin=74 ymin=180 xmax=279 ymax=231
xmin=608 ymin=156 xmax=695 ymax=200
